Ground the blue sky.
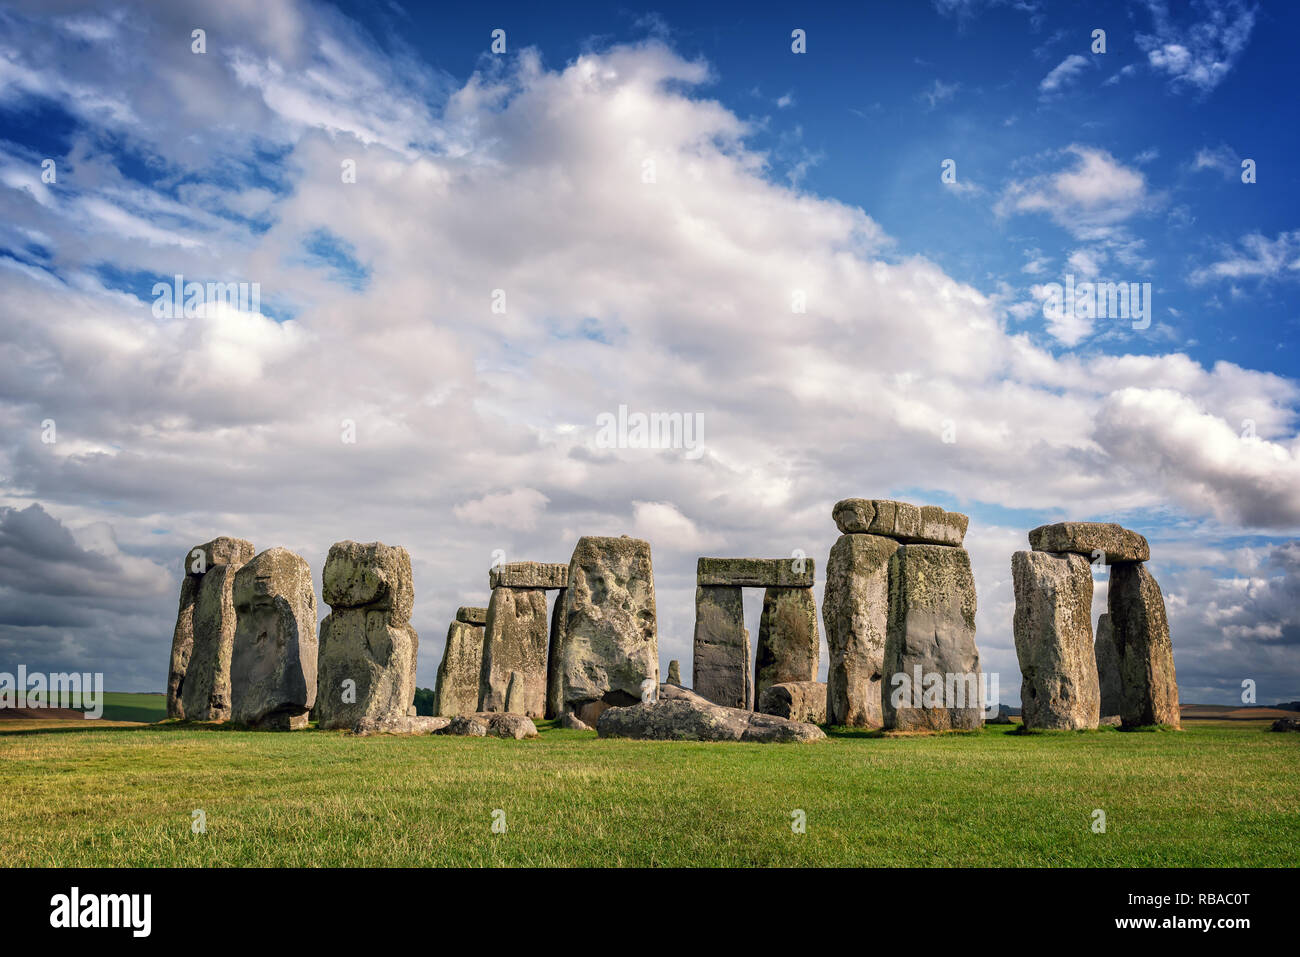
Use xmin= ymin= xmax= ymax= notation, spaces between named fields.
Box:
xmin=0 ymin=0 xmax=1296 ymax=707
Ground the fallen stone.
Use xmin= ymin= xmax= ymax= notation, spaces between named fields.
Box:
xmin=316 ymin=541 xmax=418 ymax=731
xmin=553 ymin=535 xmax=659 ymax=721
xmin=435 ymin=712 xmax=539 ymax=739
xmin=1099 ymin=714 xmax=1122 ymax=727
xmin=479 ymin=586 xmax=549 ymax=716
xmin=882 ymin=544 xmax=983 ymax=731
xmin=831 ymin=499 xmax=968 ymax=546
xmin=666 ymin=659 xmax=682 ymax=686
xmin=757 ymin=680 xmax=827 ymax=724
xmin=692 ymin=584 xmax=750 ymax=709
xmin=353 ymin=715 xmax=452 ymax=735
xmin=597 ymin=683 xmax=825 ymax=743
xmin=696 ymin=557 xmax=815 ymax=588
xmin=229 ymin=547 xmax=318 ymax=730
xmin=433 ymin=619 xmax=485 ymax=716
xmin=1012 ymin=550 xmax=1100 ymax=730
xmin=1269 ymin=717 xmax=1300 ymax=732
xmin=561 ymin=712 xmax=593 ymax=730
xmin=1095 ymin=612 xmax=1123 ymax=717
xmin=1108 ymin=562 xmax=1180 ymax=728
xmin=754 ymin=586 xmax=819 ymax=703
xmin=456 ymin=606 xmax=487 ymax=626
xmin=822 ymin=533 xmax=898 ymax=727
xmin=489 ymin=561 xmax=568 ymax=590
xmin=1028 ymin=522 xmax=1149 ymax=563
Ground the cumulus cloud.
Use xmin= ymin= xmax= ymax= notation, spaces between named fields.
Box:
xmin=454 ymin=489 xmax=550 ymax=531
xmin=996 ymin=146 xmax=1155 ymax=240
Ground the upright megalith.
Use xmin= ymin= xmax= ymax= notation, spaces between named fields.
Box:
xmin=754 ymin=585 xmax=819 ymax=703
xmin=882 ymin=543 xmax=983 ymax=731
xmin=693 ymin=584 xmax=750 ymax=709
xmin=1094 ymin=613 xmax=1122 ymax=717
xmin=434 ymin=608 xmax=486 ymax=717
xmin=822 ymin=533 xmax=898 ymax=727
xmin=554 ymin=536 xmax=659 ymax=727
xmin=174 ymin=537 xmax=255 ymax=721
xmin=1012 ymin=551 xmax=1100 ymax=730
xmin=230 ymin=547 xmax=318 ymax=730
xmin=666 ymin=659 xmax=682 ymax=686
xmin=315 ymin=541 xmax=419 ymax=730
xmin=479 ymin=586 xmax=549 ymax=716
xmin=1109 ymin=562 xmax=1180 ymax=728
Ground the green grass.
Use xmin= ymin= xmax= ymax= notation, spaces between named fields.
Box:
xmin=1 ymin=717 xmax=1296 ymax=867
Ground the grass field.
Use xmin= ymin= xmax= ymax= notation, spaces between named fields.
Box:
xmin=2 ymin=695 xmax=1296 ymax=867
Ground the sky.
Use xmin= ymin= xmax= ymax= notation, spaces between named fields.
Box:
xmin=0 ymin=0 xmax=1297 ymax=708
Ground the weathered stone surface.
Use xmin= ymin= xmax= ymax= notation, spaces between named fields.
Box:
xmin=181 ymin=564 xmax=242 ymax=721
xmin=696 ymin=557 xmax=814 ymax=588
xmin=757 ymin=680 xmax=827 ymax=724
xmin=1095 ymin=612 xmax=1122 ymax=717
xmin=167 ymin=574 xmax=199 ymax=719
xmin=316 ymin=541 xmax=418 ymax=730
xmin=435 ymin=712 xmax=539 ymax=739
xmin=822 ymin=533 xmax=898 ymax=727
xmin=545 ymin=588 xmax=566 ymax=719
xmin=832 ymin=499 xmax=969 ymax=546
xmin=561 ymin=711 xmax=593 ymax=730
xmin=479 ymin=587 xmax=549 ymax=716
xmin=1108 ymin=562 xmax=1180 ymax=728
xmin=597 ymin=683 xmax=826 ymax=743
xmin=554 ymin=536 xmax=659 ymax=721
xmin=692 ymin=584 xmax=750 ymax=709
xmin=229 ymin=548 xmax=318 ymax=729
xmin=754 ymin=587 xmax=819 ymax=703
xmin=182 ymin=537 xmax=255 ymax=577
xmin=666 ymin=659 xmax=682 ymax=686
xmin=456 ymin=606 xmax=487 ymax=625
xmin=1099 ymin=714 xmax=1122 ymax=727
xmin=353 ymin=715 xmax=451 ymax=736
xmin=489 ymin=561 xmax=568 ymax=590
xmin=1028 ymin=522 xmax=1149 ymax=563
xmin=1012 ymin=551 xmax=1099 ymax=730
xmin=882 ymin=544 xmax=983 ymax=731
xmin=433 ymin=620 xmax=484 ymax=716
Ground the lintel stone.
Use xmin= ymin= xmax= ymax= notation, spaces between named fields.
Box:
xmin=488 ymin=562 xmax=569 ymax=590
xmin=696 ymin=557 xmax=815 ymax=588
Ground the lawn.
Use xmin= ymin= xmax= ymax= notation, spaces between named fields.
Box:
xmin=2 ymin=707 xmax=1296 ymax=867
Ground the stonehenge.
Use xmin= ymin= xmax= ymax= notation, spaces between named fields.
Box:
xmin=758 ymin=680 xmax=827 ymax=724
xmin=1013 ymin=522 xmax=1179 ymax=730
xmin=478 ymin=561 xmax=567 ymax=718
xmin=433 ymin=607 xmax=486 ymax=717
xmin=692 ymin=557 xmax=819 ymax=711
xmin=598 ymin=683 xmax=825 ymax=743
xmin=173 ymin=537 xmax=255 ymax=721
xmin=316 ymin=541 xmax=419 ymax=730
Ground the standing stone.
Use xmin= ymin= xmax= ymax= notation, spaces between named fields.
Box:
xmin=434 ymin=619 xmax=485 ymax=717
xmin=316 ymin=541 xmax=419 ymax=730
xmin=693 ymin=585 xmax=750 ymax=709
xmin=1108 ymin=562 xmax=1180 ymax=728
xmin=545 ymin=589 xmax=567 ymax=719
xmin=882 ymin=544 xmax=982 ymax=731
xmin=172 ymin=537 xmax=255 ymax=721
xmin=555 ymin=535 xmax=659 ymax=726
xmin=754 ymin=587 xmax=819 ymax=704
xmin=230 ymin=548 xmax=318 ymax=730
xmin=822 ymin=533 xmax=898 ymax=727
xmin=666 ymin=660 xmax=682 ymax=686
xmin=479 ymin=586 xmax=549 ymax=717
xmin=1094 ymin=613 xmax=1122 ymax=718
xmin=1012 ymin=551 xmax=1100 ymax=730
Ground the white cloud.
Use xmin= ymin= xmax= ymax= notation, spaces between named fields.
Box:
xmin=997 ymin=145 xmax=1154 ymax=240
xmin=1039 ymin=54 xmax=1091 ymax=94
xmin=1137 ymin=0 xmax=1257 ymax=93
xmin=454 ymin=489 xmax=550 ymax=531
xmin=1189 ymin=231 xmax=1300 ymax=284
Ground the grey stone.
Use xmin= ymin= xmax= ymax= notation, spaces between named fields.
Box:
xmin=822 ymin=533 xmax=898 ymax=727
xmin=882 ymin=544 xmax=983 ymax=731
xmin=435 ymin=712 xmax=539 ymax=739
xmin=692 ymin=584 xmax=750 ymax=709
xmin=353 ymin=715 xmax=452 ymax=736
xmin=553 ymin=536 xmax=659 ymax=722
xmin=754 ymin=587 xmax=819 ymax=703
xmin=597 ymin=683 xmax=825 ymax=743
xmin=757 ymin=680 xmax=827 ymax=724
xmin=316 ymin=541 xmax=418 ymax=731
xmin=696 ymin=557 xmax=815 ymax=588
xmin=666 ymin=659 xmax=682 ymax=686
xmin=561 ymin=711 xmax=593 ymax=730
xmin=545 ymin=588 xmax=566 ymax=719
xmin=1108 ymin=562 xmax=1180 ymax=728
xmin=167 ymin=574 xmax=199 ymax=719
xmin=1095 ymin=612 xmax=1123 ymax=717
xmin=1269 ymin=717 xmax=1300 ymax=732
xmin=181 ymin=563 xmax=242 ymax=721
xmin=832 ymin=499 xmax=968 ymax=546
xmin=1028 ymin=522 xmax=1149 ymax=563
xmin=1099 ymin=714 xmax=1122 ymax=727
xmin=229 ymin=548 xmax=318 ymax=730
xmin=433 ymin=620 xmax=485 ymax=717
xmin=479 ymin=586 xmax=549 ymax=716
xmin=1012 ymin=551 xmax=1100 ymax=730
xmin=456 ymin=606 xmax=487 ymax=625
xmin=489 ymin=561 xmax=568 ymax=590
xmin=181 ymin=536 xmax=256 ymax=577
